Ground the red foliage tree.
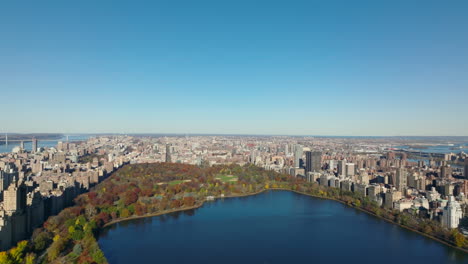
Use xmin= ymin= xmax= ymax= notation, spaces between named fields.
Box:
xmin=95 ymin=212 xmax=111 ymax=227
xmin=88 ymin=191 xmax=98 ymax=200
xmin=123 ymin=191 xmax=138 ymax=206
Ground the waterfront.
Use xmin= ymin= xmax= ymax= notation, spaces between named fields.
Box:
xmin=0 ymin=135 xmax=92 ymax=153
xmin=394 ymin=144 xmax=468 ymax=154
xmin=98 ymin=190 xmax=467 ymax=264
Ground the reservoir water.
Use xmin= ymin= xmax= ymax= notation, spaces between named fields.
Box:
xmin=98 ymin=190 xmax=467 ymax=264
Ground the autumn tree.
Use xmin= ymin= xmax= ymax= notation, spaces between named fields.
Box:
xmin=451 ymin=229 xmax=466 ymax=247
xmin=183 ymin=196 xmax=196 ymax=207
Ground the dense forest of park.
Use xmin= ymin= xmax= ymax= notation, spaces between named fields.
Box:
xmin=1 ymin=162 xmax=466 ymax=263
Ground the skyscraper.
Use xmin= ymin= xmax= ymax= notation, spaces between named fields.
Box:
xmin=250 ymin=150 xmax=257 ymax=164
xmin=294 ymin=144 xmax=302 ymax=168
xmin=4 ymin=181 xmax=27 ymax=214
xmin=338 ymin=159 xmax=347 ymax=177
xmin=396 ymin=168 xmax=407 ymax=191
xmin=165 ymin=144 xmax=172 ymax=163
xmin=440 ymin=165 xmax=452 ymax=179
xmin=32 ymin=137 xmax=38 ymax=153
xmin=442 ymin=196 xmax=463 ymax=229
xmin=345 ymin=163 xmax=355 ymax=177
xmin=306 ymin=151 xmax=322 ymax=172
xmin=305 ymin=151 xmax=312 ymax=172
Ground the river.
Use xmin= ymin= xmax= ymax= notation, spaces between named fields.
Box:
xmin=98 ymin=190 xmax=467 ymax=263
xmin=393 ymin=144 xmax=468 ymax=154
xmin=0 ymin=135 xmax=92 ymax=153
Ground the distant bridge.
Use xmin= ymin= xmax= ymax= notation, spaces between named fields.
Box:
xmin=0 ymin=139 xmax=61 ymax=142
xmin=0 ymin=135 xmax=85 ymax=145
xmin=401 ymin=149 xmax=446 ymax=159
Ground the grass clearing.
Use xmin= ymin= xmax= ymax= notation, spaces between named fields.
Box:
xmin=167 ymin=179 xmax=191 ymax=185
xmin=215 ymin=174 xmax=239 ymax=183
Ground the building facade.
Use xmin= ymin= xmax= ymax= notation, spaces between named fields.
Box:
xmin=305 ymin=151 xmax=321 ymax=173
xmin=442 ymin=196 xmax=463 ymax=229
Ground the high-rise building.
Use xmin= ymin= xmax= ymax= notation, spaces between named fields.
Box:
xmin=0 ymin=164 xmax=19 ymax=193
xmin=356 ymin=160 xmax=364 ymax=170
xmin=4 ymin=181 xmax=27 ymax=214
xmin=365 ymin=159 xmax=377 ymax=169
xmin=465 ymin=159 xmax=468 ymax=179
xmin=442 ymin=196 xmax=463 ymax=229
xmin=400 ymin=153 xmax=407 ymax=160
xmin=384 ymin=190 xmax=402 ymax=209
xmin=305 ymin=151 xmax=311 ymax=170
xmin=57 ymin=141 xmax=63 ymax=151
xmin=165 ymin=144 xmax=172 ymax=163
xmin=358 ymin=169 xmax=369 ymax=185
xmin=32 ymin=137 xmax=38 ymax=153
xmin=395 ymin=168 xmax=407 ymax=191
xmin=440 ymin=165 xmax=452 ymax=179
xmin=305 ymin=151 xmax=322 ymax=172
xmin=294 ymin=144 xmax=302 ymax=168
xmin=386 ymin=151 xmax=395 ymax=160
xmin=250 ymin=150 xmax=256 ymax=164
xmin=345 ymin=163 xmax=355 ymax=177
xmin=337 ymin=159 xmax=347 ymax=177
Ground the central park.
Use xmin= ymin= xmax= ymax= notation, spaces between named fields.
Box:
xmin=1 ymin=163 xmax=468 ymax=263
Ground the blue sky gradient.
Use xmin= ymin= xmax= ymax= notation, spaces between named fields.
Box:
xmin=1 ymin=0 xmax=467 ymax=135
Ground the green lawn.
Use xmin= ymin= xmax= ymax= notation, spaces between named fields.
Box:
xmin=168 ymin=180 xmax=190 ymax=185
xmin=215 ymin=174 xmax=238 ymax=183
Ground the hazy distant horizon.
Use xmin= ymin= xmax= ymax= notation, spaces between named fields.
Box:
xmin=2 ymin=132 xmax=468 ymax=139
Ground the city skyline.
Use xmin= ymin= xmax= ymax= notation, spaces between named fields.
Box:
xmin=2 ymin=132 xmax=468 ymax=138
xmin=2 ymin=0 xmax=468 ymax=135
xmin=1 ymin=133 xmax=467 ymax=259
xmin=1 ymin=1 xmax=468 ymax=262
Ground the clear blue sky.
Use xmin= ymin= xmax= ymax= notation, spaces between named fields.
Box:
xmin=1 ymin=0 xmax=467 ymax=136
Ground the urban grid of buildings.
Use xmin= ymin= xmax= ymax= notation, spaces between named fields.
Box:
xmin=0 ymin=135 xmax=467 ymax=250
xmin=0 ymin=137 xmax=129 ymax=250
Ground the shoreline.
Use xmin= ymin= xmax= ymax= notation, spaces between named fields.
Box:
xmin=101 ymin=188 xmax=468 ymax=254
xmin=271 ymin=188 xmax=468 ymax=254
xmin=103 ymin=189 xmax=267 ymax=228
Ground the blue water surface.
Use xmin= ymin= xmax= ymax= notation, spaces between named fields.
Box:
xmin=99 ymin=190 xmax=467 ymax=264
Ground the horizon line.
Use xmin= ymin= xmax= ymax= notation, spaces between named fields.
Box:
xmin=2 ymin=132 xmax=468 ymax=138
